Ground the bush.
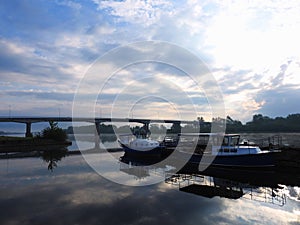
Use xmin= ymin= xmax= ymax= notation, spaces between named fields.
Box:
xmin=40 ymin=121 xmax=67 ymax=142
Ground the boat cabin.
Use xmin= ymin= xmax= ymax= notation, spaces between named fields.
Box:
xmin=179 ymin=133 xmax=262 ymax=156
xmin=129 ymin=138 xmax=160 ymax=150
xmin=212 ymin=134 xmax=262 ymax=156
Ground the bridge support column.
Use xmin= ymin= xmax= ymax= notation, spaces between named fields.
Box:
xmin=25 ymin=122 xmax=32 ymax=137
xmin=94 ymin=122 xmax=100 ymax=149
xmin=145 ymin=122 xmax=150 ymax=136
xmin=171 ymin=122 xmax=181 ymax=134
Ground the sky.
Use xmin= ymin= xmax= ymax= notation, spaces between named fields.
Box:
xmin=1 ymin=0 xmax=300 ymax=122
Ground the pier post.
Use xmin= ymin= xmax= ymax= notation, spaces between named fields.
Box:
xmin=94 ymin=122 xmax=100 ymax=149
xmin=25 ymin=122 xmax=32 ymax=137
xmin=145 ymin=122 xmax=150 ymax=135
xmin=141 ymin=122 xmax=150 ymax=137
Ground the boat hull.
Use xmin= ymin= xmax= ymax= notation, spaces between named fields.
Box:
xmin=187 ymin=151 xmax=279 ymax=169
xmin=119 ymin=142 xmax=164 ymax=157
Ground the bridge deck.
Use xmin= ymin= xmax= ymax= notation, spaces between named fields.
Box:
xmin=0 ymin=117 xmax=195 ymax=124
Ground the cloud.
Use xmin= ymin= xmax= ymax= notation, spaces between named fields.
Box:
xmin=0 ymin=0 xmax=300 ymax=120
xmin=4 ymin=90 xmax=75 ymax=102
xmin=0 ymin=39 xmax=79 ymax=85
xmin=209 ymin=58 xmax=300 ymax=122
xmin=204 ymin=0 xmax=300 ymax=71
xmin=255 ymin=86 xmax=300 ymax=118
xmin=55 ymin=0 xmax=82 ymax=10
xmin=93 ymin=0 xmax=173 ymax=26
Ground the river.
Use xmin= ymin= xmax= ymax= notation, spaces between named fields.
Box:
xmin=0 ymin=133 xmax=299 ymax=224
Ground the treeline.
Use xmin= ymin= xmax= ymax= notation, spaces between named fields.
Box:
xmin=66 ymin=124 xmax=117 ymax=134
xmin=167 ymin=113 xmax=300 ymax=133
xmin=231 ymin=113 xmax=300 ymax=132
xmin=214 ymin=114 xmax=300 ymax=133
xmin=66 ymin=123 xmax=198 ymax=134
xmin=65 ymin=113 xmax=300 ymax=134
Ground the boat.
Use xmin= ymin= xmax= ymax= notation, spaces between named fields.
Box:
xmin=118 ymin=134 xmax=165 ymax=157
xmin=178 ymin=133 xmax=280 ymax=169
xmin=162 ymin=135 xmax=179 ymax=148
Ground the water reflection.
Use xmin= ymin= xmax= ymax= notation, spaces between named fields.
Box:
xmin=0 ymin=152 xmax=299 ymax=225
xmin=41 ymin=148 xmax=68 ymax=171
xmin=119 ymin=153 xmax=299 ymax=207
xmin=166 ymin=174 xmax=286 ymax=206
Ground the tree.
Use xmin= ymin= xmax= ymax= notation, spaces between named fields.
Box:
xmin=197 ymin=117 xmax=205 ymax=122
xmin=252 ymin=114 xmax=264 ymax=122
xmin=40 ymin=121 xmax=67 ymax=142
xmin=42 ymin=148 xmax=68 ymax=171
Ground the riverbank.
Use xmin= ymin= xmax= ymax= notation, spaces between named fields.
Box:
xmin=0 ymin=136 xmax=71 ymax=153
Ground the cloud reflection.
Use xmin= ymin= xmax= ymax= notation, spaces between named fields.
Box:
xmin=0 ymin=154 xmax=299 ymax=225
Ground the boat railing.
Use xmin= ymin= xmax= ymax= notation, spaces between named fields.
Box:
xmin=242 ymin=186 xmax=286 ymax=206
xmin=165 ymin=173 xmax=205 ymax=186
xmin=257 ymin=135 xmax=282 ymax=151
xmin=239 ymin=135 xmax=282 ymax=152
xmin=165 ymin=174 xmax=286 ymax=206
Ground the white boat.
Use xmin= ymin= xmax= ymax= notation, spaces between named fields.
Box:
xmin=118 ymin=134 xmax=165 ymax=157
xmin=178 ymin=133 xmax=280 ymax=168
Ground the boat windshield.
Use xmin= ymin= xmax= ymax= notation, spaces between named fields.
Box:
xmin=222 ymin=135 xmax=240 ymax=147
xmin=231 ymin=136 xmax=240 ymax=146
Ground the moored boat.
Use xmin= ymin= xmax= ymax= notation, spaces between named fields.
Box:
xmin=179 ymin=133 xmax=280 ymax=169
xmin=118 ymin=134 xmax=165 ymax=157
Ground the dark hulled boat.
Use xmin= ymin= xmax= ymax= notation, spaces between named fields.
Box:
xmin=179 ymin=133 xmax=280 ymax=169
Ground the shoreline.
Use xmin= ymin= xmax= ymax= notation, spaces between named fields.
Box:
xmin=0 ymin=136 xmax=72 ymax=153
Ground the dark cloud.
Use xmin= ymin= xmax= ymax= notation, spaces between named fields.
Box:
xmin=0 ymin=43 xmax=29 ymax=73
xmin=256 ymin=85 xmax=300 ymax=117
xmin=216 ymin=68 xmax=258 ymax=95
xmin=0 ymin=40 xmax=76 ymax=85
xmin=271 ymin=61 xmax=292 ymax=87
xmin=5 ymin=91 xmax=74 ymax=102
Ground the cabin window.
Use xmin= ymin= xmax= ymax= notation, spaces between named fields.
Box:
xmin=222 ymin=137 xmax=229 ymax=146
xmin=230 ymin=148 xmax=237 ymax=153
xmin=231 ymin=136 xmax=239 ymax=146
xmin=212 ymin=136 xmax=223 ymax=145
xmin=223 ymin=148 xmax=229 ymax=152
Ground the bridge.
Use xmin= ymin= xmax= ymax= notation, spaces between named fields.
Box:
xmin=0 ymin=117 xmax=197 ymax=137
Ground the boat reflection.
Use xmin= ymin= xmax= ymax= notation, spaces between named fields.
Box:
xmin=165 ymin=173 xmax=286 ymax=206
xmin=119 ymin=161 xmax=151 ymax=180
xmin=119 ymin=155 xmax=174 ymax=180
xmin=119 ymin=154 xmax=299 ymax=206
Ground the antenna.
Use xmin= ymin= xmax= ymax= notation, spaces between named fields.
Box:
xmin=8 ymin=105 xmax=11 ymax=118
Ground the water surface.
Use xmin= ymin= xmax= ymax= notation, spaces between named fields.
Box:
xmin=0 ymin=150 xmax=299 ymax=225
